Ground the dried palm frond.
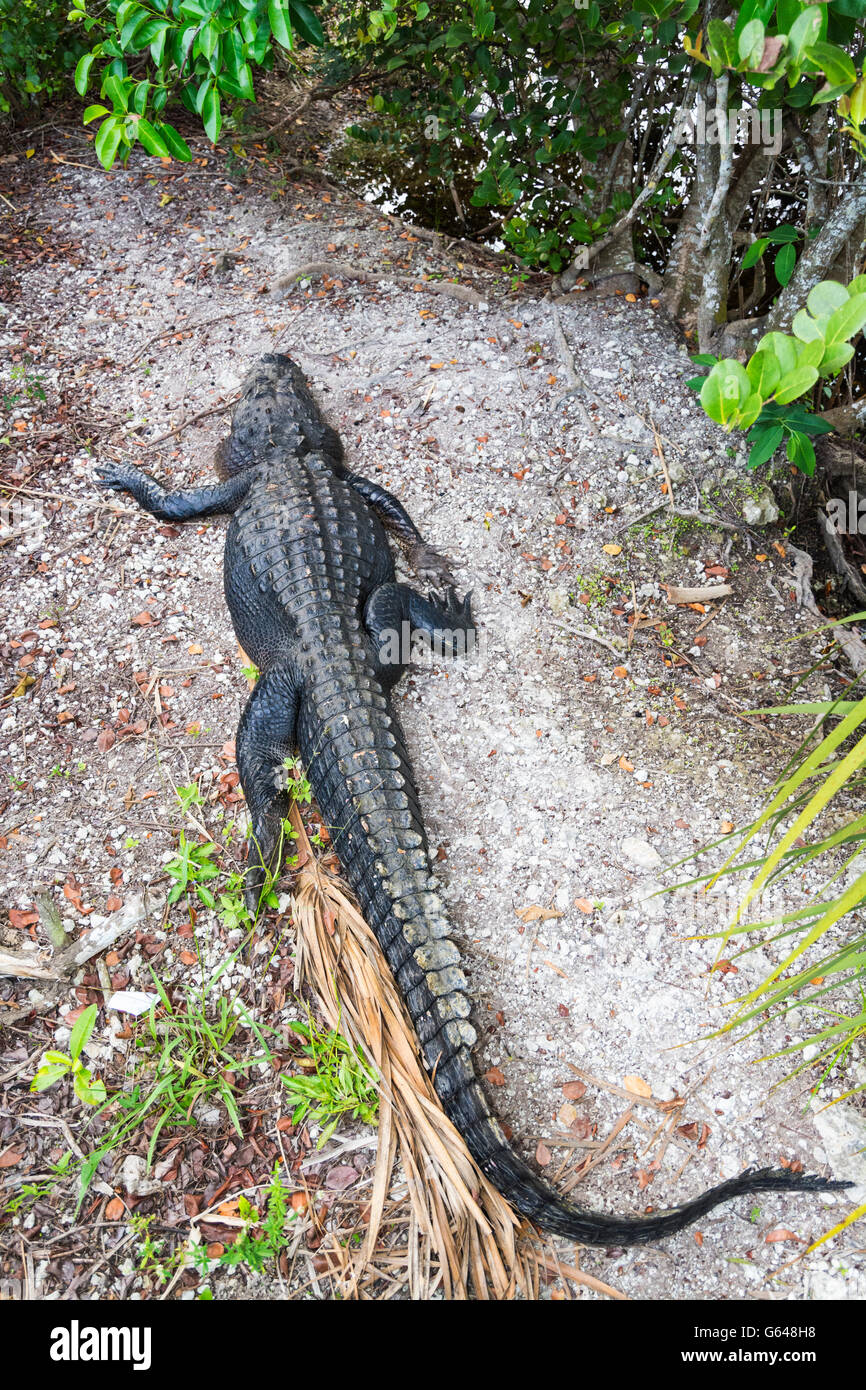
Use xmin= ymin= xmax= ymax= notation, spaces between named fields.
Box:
xmin=284 ymin=800 xmax=537 ymax=1300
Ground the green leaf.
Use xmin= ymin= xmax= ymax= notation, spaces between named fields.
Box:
xmin=818 ymin=341 xmax=855 ymax=376
xmin=741 ymin=237 xmax=769 ymax=270
xmin=157 ymin=123 xmax=192 ymax=161
xmin=795 ymin=337 xmax=825 ymax=369
xmin=738 ymin=17 xmax=765 ymax=66
xmin=773 ymin=365 xmax=819 ymax=403
xmin=83 ymin=104 xmax=110 ymax=124
xmin=825 ymin=292 xmax=866 ymax=347
xmin=202 ymin=84 xmax=222 ymax=143
xmin=791 ymin=307 xmax=823 ymax=342
xmin=804 ymin=40 xmax=856 ymax=87
xmin=132 ymin=81 xmax=149 ymax=115
xmin=70 ymin=1003 xmax=98 ymax=1061
xmin=757 ymin=331 xmax=799 ymax=375
xmin=198 ymin=21 xmax=219 ymax=61
xmin=787 ymin=430 xmax=816 ymax=474
xmin=136 ymin=118 xmax=170 ymax=157
xmin=747 ymin=424 xmax=784 ymax=468
xmin=94 ymin=116 xmax=125 ymax=169
xmin=788 ymin=6 xmax=824 ymax=61
xmin=766 ymin=224 xmax=800 ymax=244
xmin=446 ymin=22 xmax=473 ymax=46
xmin=268 ymin=0 xmax=294 ymax=49
xmin=738 ymin=392 xmax=764 ymax=429
xmin=812 ymin=80 xmax=854 ymax=105
xmin=746 ymin=350 xmax=781 ymax=397
xmin=74 ymin=52 xmax=95 ymax=97
xmin=807 ymin=280 xmax=850 ymax=318
xmin=120 ymin=4 xmax=147 ymax=49
xmin=31 ymin=1063 xmax=70 ymax=1092
xmin=700 ymin=361 xmax=752 ymax=427
xmin=103 ymin=73 xmax=129 ymax=112
xmin=137 ymin=16 xmax=170 ymax=48
xmin=706 ymin=18 xmax=738 ymax=73
xmin=774 ymin=243 xmax=797 ymax=286
xmin=289 ymin=0 xmax=324 ymax=46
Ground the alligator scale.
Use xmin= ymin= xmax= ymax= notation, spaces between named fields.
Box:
xmin=97 ymin=354 xmax=847 ymax=1246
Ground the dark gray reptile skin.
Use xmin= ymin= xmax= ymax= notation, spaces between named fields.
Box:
xmin=96 ymin=354 xmax=848 ymax=1245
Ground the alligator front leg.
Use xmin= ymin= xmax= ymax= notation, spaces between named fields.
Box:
xmin=235 ymin=664 xmax=302 ymax=915
xmin=365 ymin=582 xmax=474 ymax=685
xmin=339 ymin=469 xmax=456 ymax=589
xmin=96 ymin=461 xmax=253 ymax=521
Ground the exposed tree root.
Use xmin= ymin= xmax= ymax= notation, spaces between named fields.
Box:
xmin=271 ymin=260 xmax=484 ymax=306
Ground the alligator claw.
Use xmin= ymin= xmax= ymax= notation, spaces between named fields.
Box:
xmin=408 ymin=540 xmax=456 ymax=591
xmin=94 ymin=461 xmax=145 ymax=495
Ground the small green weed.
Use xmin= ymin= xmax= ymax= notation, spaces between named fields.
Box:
xmin=216 ymin=1167 xmax=298 ymax=1273
xmin=165 ymin=831 xmax=221 ymax=909
xmin=130 ymin=1213 xmax=184 ymax=1286
xmin=31 ymin=1004 xmax=107 ymax=1106
xmin=282 ymin=1017 xmax=379 ymax=1148
xmin=73 ymin=963 xmax=275 ymax=1212
xmin=2 ymin=1153 xmax=72 ymax=1218
xmin=175 ymin=782 xmax=204 ymax=814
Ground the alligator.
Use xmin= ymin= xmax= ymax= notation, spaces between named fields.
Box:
xmin=96 ymin=353 xmax=849 ymax=1246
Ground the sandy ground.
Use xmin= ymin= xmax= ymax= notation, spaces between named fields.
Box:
xmin=1 ymin=120 xmax=864 ymax=1301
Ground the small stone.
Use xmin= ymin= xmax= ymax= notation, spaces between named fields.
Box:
xmin=621 ymin=837 xmax=662 ymax=869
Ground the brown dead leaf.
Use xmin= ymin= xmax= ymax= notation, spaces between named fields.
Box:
xmin=8 ymin=908 xmax=38 ymax=930
xmin=535 ymin=1141 xmax=552 ymax=1167
xmin=562 ymin=1081 xmax=586 ymax=1101
xmin=713 ymin=959 xmax=738 ymax=975
xmin=765 ymin=1228 xmax=802 ymax=1244
xmin=0 ymin=1148 xmax=23 ymax=1168
xmin=623 ymin=1074 xmax=652 ymax=1098
xmin=105 ymin=1197 xmax=126 ymax=1220
xmin=484 ymin=1066 xmax=506 ymax=1086
xmin=131 ymin=611 xmax=155 ymax=626
xmin=515 ymin=904 xmax=563 ymax=923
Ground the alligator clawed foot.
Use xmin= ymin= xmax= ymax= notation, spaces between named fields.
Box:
xmin=94 ymin=461 xmax=144 ymax=496
xmin=434 ymin=586 xmax=473 ymax=629
xmin=408 ymin=540 xmax=456 ymax=592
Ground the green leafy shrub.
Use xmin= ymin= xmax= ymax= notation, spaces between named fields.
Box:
xmin=0 ymin=0 xmax=88 ymax=113
xmin=695 ymin=272 xmax=866 ymax=472
xmin=69 ymin=0 xmax=325 ymax=167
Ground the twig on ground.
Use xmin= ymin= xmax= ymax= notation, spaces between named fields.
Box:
xmin=548 ymin=619 xmax=626 ymax=655
xmin=138 ymin=396 xmax=238 ymax=451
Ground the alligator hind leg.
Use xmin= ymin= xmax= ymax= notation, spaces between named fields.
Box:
xmin=96 ymin=461 xmax=253 ymax=522
xmin=365 ymin=582 xmax=474 ymax=686
xmin=235 ymin=665 xmax=302 ymax=915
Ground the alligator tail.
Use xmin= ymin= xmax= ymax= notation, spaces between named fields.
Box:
xmin=435 ymin=1057 xmax=849 ymax=1245
xmin=301 ymin=681 xmax=850 ymax=1246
